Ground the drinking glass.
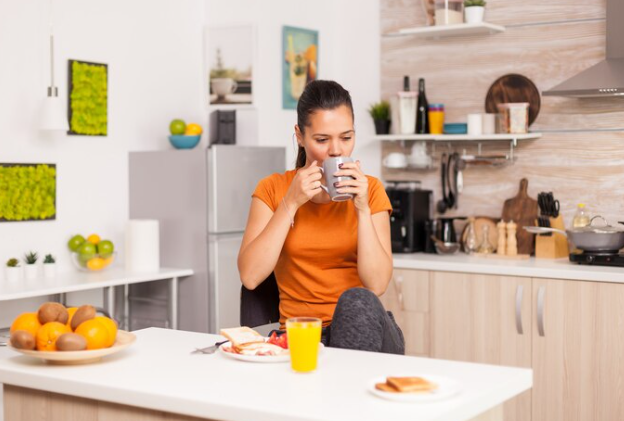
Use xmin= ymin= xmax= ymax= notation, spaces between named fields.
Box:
xmin=286 ymin=317 xmax=322 ymax=373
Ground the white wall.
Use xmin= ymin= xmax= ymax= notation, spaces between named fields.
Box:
xmin=0 ymin=0 xmax=204 ymax=326
xmin=204 ymin=0 xmax=381 ymax=175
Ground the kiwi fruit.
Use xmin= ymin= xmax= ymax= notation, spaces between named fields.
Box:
xmin=37 ymin=302 xmax=69 ymax=325
xmin=70 ymin=305 xmax=96 ymax=331
xmin=56 ymin=333 xmax=87 ymax=351
xmin=10 ymin=330 xmax=36 ymax=350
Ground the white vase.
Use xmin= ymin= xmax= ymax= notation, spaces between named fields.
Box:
xmin=5 ymin=267 xmax=21 ymax=285
xmin=43 ymin=263 xmax=57 ymax=278
xmin=24 ymin=264 xmax=38 ymax=280
xmin=465 ymin=6 xmax=485 ymax=23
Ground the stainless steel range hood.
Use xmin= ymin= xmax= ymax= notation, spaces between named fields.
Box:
xmin=543 ymin=0 xmax=624 ymax=98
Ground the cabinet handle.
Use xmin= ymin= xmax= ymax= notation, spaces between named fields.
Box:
xmin=393 ymin=275 xmax=404 ymax=311
xmin=537 ymin=286 xmax=546 ymax=337
xmin=515 ymin=285 xmax=524 ymax=335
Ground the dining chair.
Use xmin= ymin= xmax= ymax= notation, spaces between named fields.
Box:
xmin=240 ymin=272 xmax=280 ymax=328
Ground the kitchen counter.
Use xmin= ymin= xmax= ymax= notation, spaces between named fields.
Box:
xmin=393 ymin=253 xmax=624 ymax=283
xmin=0 ymin=327 xmax=531 ymax=421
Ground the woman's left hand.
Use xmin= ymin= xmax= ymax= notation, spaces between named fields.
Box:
xmin=334 ymin=161 xmax=369 ymax=212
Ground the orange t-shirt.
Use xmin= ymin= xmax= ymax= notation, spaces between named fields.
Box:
xmin=252 ymin=169 xmax=392 ymax=327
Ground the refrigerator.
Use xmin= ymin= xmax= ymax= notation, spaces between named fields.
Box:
xmin=128 ymin=146 xmax=285 ymax=333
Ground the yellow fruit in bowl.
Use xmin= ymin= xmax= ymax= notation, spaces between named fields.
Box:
xmin=87 ymin=234 xmax=101 ymax=245
xmin=87 ymin=257 xmax=106 ymax=271
xmin=185 ymin=123 xmax=203 ymax=136
xmin=37 ymin=322 xmax=71 ymax=351
xmin=11 ymin=313 xmax=42 ymax=337
xmin=95 ymin=316 xmax=118 ymax=347
xmin=75 ymin=319 xmax=111 ymax=350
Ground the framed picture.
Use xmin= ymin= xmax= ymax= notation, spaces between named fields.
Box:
xmin=282 ymin=26 xmax=318 ymax=110
xmin=205 ymin=24 xmax=255 ymax=106
xmin=67 ymin=60 xmax=108 ymax=136
xmin=0 ymin=163 xmax=56 ymax=222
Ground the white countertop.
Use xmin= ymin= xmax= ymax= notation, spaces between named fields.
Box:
xmin=393 ymin=253 xmax=624 ymax=283
xmin=0 ymin=268 xmax=193 ymax=301
xmin=0 ymin=328 xmax=532 ymax=421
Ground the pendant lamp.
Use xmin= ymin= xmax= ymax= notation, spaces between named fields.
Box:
xmin=40 ymin=30 xmax=68 ymax=131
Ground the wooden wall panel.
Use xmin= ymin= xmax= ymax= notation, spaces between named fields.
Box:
xmin=380 ymin=0 xmax=624 ymax=225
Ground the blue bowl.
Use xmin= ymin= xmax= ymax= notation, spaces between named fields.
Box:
xmin=443 ymin=123 xmax=468 ymax=134
xmin=169 ymin=135 xmax=201 ymax=149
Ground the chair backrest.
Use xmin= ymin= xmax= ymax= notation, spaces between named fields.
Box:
xmin=240 ymin=272 xmax=280 ymax=328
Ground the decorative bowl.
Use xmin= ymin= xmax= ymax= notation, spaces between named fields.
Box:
xmin=434 ymin=242 xmax=461 ymax=255
xmin=169 ymin=135 xmax=201 ymax=149
xmin=71 ymin=252 xmax=116 ymax=272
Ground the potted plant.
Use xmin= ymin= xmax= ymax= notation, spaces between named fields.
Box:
xmin=368 ymin=101 xmax=392 ymax=135
xmin=43 ymin=254 xmax=57 ymax=278
xmin=464 ymin=0 xmax=486 ymax=23
xmin=23 ymin=251 xmax=39 ymax=280
xmin=5 ymin=258 xmax=21 ymax=284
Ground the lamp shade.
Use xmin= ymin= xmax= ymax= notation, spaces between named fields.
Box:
xmin=40 ymin=96 xmax=68 ymax=131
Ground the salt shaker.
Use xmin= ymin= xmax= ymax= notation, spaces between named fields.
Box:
xmin=506 ymin=220 xmax=518 ymax=256
xmin=497 ymin=221 xmax=507 ymax=255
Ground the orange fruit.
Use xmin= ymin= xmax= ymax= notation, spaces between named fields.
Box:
xmin=11 ymin=313 xmax=42 ymax=337
xmin=87 ymin=234 xmax=101 ymax=245
xmin=36 ymin=322 xmax=71 ymax=351
xmin=86 ymin=257 xmax=105 ymax=271
xmin=95 ymin=316 xmax=118 ymax=347
xmin=66 ymin=307 xmax=79 ymax=330
xmin=184 ymin=123 xmax=202 ymax=135
xmin=75 ymin=319 xmax=110 ymax=350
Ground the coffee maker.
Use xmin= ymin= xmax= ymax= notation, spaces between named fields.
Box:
xmin=386 ymin=183 xmax=433 ymax=253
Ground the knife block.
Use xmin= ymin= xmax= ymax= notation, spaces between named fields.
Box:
xmin=535 ymin=215 xmax=569 ymax=259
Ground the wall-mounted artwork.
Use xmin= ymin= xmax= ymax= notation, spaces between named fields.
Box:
xmin=0 ymin=164 xmax=56 ymax=222
xmin=282 ymin=26 xmax=318 ymax=110
xmin=205 ymin=24 xmax=254 ymax=106
xmin=68 ymin=60 xmax=108 ymax=136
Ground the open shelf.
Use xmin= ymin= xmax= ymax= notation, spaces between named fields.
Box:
xmin=373 ymin=133 xmax=542 ymax=142
xmin=385 ymin=22 xmax=505 ymax=39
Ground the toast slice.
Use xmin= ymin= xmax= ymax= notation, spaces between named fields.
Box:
xmin=236 ymin=341 xmax=287 ymax=356
xmin=386 ymin=376 xmax=438 ymax=393
xmin=375 ymin=382 xmax=400 ymax=393
xmin=220 ymin=326 xmax=265 ymax=348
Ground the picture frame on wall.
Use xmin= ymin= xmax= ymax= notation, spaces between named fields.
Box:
xmin=67 ymin=60 xmax=108 ymax=136
xmin=282 ymin=26 xmax=318 ymax=110
xmin=205 ymin=24 xmax=255 ymax=107
xmin=0 ymin=163 xmax=56 ymax=222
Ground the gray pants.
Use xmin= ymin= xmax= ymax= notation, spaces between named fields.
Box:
xmin=326 ymin=287 xmax=405 ymax=355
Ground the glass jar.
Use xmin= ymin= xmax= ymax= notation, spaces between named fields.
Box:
xmin=434 ymin=0 xmax=463 ymax=25
xmin=463 ymin=218 xmax=479 ymax=254
xmin=428 ymin=103 xmax=445 ymax=135
xmin=477 ymin=224 xmax=495 ymax=254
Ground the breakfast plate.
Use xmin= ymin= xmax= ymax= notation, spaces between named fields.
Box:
xmin=368 ymin=374 xmax=461 ymax=403
xmin=8 ymin=330 xmax=136 ymax=365
xmin=219 ymin=341 xmax=325 ymax=363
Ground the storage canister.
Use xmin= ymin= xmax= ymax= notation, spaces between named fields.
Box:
xmin=428 ymin=103 xmax=445 ymax=134
xmin=497 ymin=103 xmax=529 ymax=134
xmin=434 ymin=0 xmax=463 ymax=25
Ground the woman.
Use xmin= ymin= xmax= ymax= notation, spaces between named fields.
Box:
xmin=237 ymin=80 xmax=404 ymax=354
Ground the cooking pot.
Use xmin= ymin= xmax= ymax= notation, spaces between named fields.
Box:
xmin=524 ymin=216 xmax=624 ymax=252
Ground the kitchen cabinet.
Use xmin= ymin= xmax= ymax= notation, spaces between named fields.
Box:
xmin=532 ymin=278 xmax=624 ymax=421
xmin=430 ymin=272 xmax=532 ymax=421
xmin=380 ymin=269 xmax=430 ymax=356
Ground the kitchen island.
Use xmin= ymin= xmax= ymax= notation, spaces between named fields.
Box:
xmin=0 ymin=327 xmax=531 ymax=421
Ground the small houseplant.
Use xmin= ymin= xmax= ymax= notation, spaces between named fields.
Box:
xmin=43 ymin=254 xmax=57 ymax=278
xmin=368 ymin=101 xmax=392 ymax=135
xmin=23 ymin=251 xmax=39 ymax=280
xmin=5 ymin=258 xmax=21 ymax=284
xmin=464 ymin=0 xmax=486 ymax=23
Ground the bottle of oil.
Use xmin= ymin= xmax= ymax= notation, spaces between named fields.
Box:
xmin=415 ymin=78 xmax=429 ymax=134
xmin=572 ymin=203 xmax=590 ymax=228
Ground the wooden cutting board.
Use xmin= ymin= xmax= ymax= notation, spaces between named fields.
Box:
xmin=501 ymin=178 xmax=538 ymax=255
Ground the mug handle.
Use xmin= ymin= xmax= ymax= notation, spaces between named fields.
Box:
xmin=230 ymin=81 xmax=238 ymax=94
xmin=318 ymin=167 xmax=329 ymax=193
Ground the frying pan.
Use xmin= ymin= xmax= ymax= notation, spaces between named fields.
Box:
xmin=485 ymin=74 xmax=541 ymax=126
xmin=524 ymin=217 xmax=624 ymax=252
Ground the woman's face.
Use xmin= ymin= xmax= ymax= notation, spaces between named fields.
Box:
xmin=296 ymin=105 xmax=355 ymax=166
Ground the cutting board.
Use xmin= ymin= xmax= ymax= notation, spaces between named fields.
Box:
xmin=501 ymin=178 xmax=538 ymax=255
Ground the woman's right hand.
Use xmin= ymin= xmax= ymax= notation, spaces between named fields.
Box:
xmin=283 ymin=160 xmax=323 ymax=210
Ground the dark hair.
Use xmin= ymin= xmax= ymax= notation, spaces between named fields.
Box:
xmin=296 ymin=80 xmax=354 ymax=168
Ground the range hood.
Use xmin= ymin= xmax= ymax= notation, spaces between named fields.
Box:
xmin=543 ymin=0 xmax=624 ymax=98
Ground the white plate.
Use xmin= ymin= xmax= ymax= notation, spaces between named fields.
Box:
xmin=219 ymin=341 xmax=325 ymax=363
xmin=368 ymin=374 xmax=461 ymax=403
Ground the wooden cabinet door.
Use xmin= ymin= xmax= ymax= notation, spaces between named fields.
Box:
xmin=379 ymin=269 xmax=430 ymax=356
xmin=532 ymin=279 xmax=624 ymax=421
xmin=430 ymin=271 xmax=532 ymax=421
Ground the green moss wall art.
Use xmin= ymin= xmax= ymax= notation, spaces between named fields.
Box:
xmin=0 ymin=164 xmax=56 ymax=222
xmin=68 ymin=60 xmax=108 ymax=136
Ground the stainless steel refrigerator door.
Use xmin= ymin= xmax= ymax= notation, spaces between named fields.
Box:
xmin=207 ymin=145 xmax=285 ymax=234
xmin=208 ymin=232 xmax=244 ymax=332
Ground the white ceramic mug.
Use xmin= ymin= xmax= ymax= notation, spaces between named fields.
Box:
xmin=467 ymin=114 xmax=483 ymax=136
xmin=383 ymin=152 xmax=408 ymax=169
xmin=211 ymin=78 xmax=238 ymax=97
xmin=482 ymin=113 xmax=497 ymax=134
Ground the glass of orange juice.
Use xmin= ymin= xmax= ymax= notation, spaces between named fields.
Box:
xmin=286 ymin=317 xmax=322 ymax=373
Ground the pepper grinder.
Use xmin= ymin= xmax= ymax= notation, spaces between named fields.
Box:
xmin=497 ymin=221 xmax=507 ymax=255
xmin=506 ymin=220 xmax=518 ymax=256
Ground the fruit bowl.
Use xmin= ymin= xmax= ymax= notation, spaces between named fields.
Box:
xmin=71 ymin=252 xmax=116 ymax=272
xmin=169 ymin=134 xmax=201 ymax=149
